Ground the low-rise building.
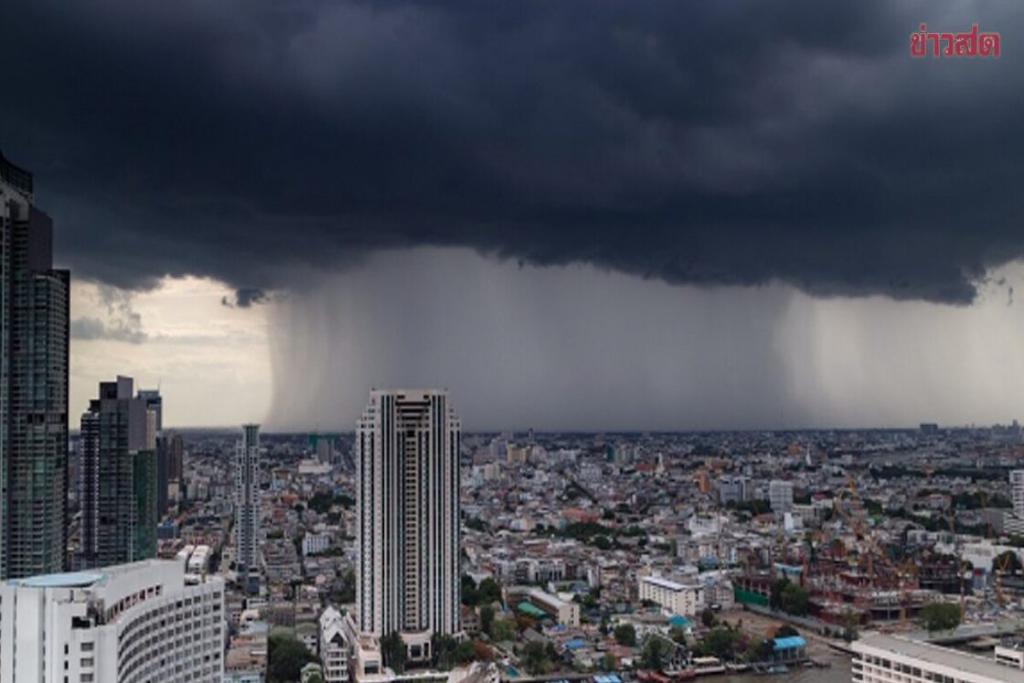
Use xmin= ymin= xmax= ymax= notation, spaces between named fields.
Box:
xmin=638 ymin=575 xmax=705 ymax=616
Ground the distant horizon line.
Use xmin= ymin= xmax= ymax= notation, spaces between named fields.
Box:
xmin=64 ymin=422 xmax=1019 ymax=436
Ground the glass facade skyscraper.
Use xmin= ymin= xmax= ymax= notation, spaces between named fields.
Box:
xmin=0 ymin=152 xmax=70 ymax=579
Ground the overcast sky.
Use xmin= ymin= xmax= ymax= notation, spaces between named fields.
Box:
xmin=5 ymin=1 xmax=1024 ymax=430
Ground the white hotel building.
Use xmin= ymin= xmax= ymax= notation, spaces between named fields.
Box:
xmin=852 ymin=633 xmax=1024 ymax=683
xmin=0 ymin=559 xmax=224 ymax=683
xmin=638 ymin=575 xmax=705 ymax=617
xmin=356 ymin=389 xmax=462 ymax=663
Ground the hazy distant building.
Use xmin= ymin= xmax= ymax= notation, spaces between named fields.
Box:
xmin=168 ymin=432 xmax=185 ymax=503
xmin=235 ymin=424 xmax=261 ymax=594
xmin=1011 ymin=470 xmax=1024 ymax=519
xmin=718 ymin=475 xmax=749 ymax=506
xmin=769 ymin=480 xmax=794 ymax=514
xmin=0 ymin=559 xmax=224 ymax=682
xmin=137 ymin=387 xmax=163 ymax=432
xmin=356 ymin=389 xmax=462 ymax=662
xmin=0 ymin=152 xmax=70 ymax=579
xmin=79 ymin=376 xmax=159 ymax=568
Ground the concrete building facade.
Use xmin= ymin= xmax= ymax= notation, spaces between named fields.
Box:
xmin=0 ymin=559 xmax=224 ymax=683
xmin=356 ymin=389 xmax=462 ymax=662
xmin=236 ymin=424 xmax=261 ymax=594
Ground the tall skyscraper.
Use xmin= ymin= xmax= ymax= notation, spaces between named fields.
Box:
xmin=79 ymin=376 xmax=159 ymax=568
xmin=356 ymin=389 xmax=461 ymax=662
xmin=235 ymin=424 xmax=261 ymax=594
xmin=0 ymin=152 xmax=70 ymax=579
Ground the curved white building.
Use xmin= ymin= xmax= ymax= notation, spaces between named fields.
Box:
xmin=0 ymin=559 xmax=224 ymax=683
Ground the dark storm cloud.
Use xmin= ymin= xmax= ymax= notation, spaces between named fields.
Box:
xmin=2 ymin=0 xmax=1023 ymax=303
xmin=222 ymin=288 xmax=269 ymax=308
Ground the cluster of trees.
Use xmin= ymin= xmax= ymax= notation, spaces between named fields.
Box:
xmin=726 ymin=500 xmax=772 ymax=517
xmin=699 ymin=625 xmax=744 ymax=661
xmin=613 ymin=623 xmax=637 ymax=647
xmin=520 ymin=641 xmax=561 ymax=675
xmin=993 ymin=550 xmax=1023 ymax=575
xmin=308 ymin=491 xmax=355 ymax=514
xmin=380 ymin=632 xmax=408 ymax=674
xmin=267 ymin=633 xmax=317 ymax=682
xmin=919 ymin=602 xmax=962 ymax=633
xmin=639 ymin=636 xmax=674 ymax=670
xmin=431 ymin=634 xmax=492 ymax=671
xmin=769 ymin=579 xmax=809 ymax=616
xmin=554 ymin=521 xmax=648 ymax=550
xmin=461 ymin=575 xmax=502 ymax=607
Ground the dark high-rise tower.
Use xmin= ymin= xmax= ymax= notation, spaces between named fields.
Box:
xmin=79 ymin=376 xmax=158 ymax=568
xmin=0 ymin=152 xmax=70 ymax=579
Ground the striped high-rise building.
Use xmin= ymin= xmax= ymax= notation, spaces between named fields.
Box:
xmin=0 ymin=152 xmax=70 ymax=579
xmin=356 ymin=389 xmax=461 ymax=662
xmin=235 ymin=424 xmax=261 ymax=594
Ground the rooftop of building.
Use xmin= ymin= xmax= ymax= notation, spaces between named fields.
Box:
xmin=855 ymin=633 xmax=1024 ymax=683
xmin=13 ymin=571 xmax=105 ymax=589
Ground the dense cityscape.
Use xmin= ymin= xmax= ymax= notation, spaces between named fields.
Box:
xmin=4 ymin=151 xmax=1024 ymax=683
xmin=3 ymin=3 xmax=1024 ymax=682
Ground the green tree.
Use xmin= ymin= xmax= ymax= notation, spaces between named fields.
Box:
xmin=491 ymin=619 xmax=516 ymax=642
xmin=521 ymin=641 xmax=551 ymax=675
xmin=600 ymin=653 xmax=617 ymax=671
xmin=993 ymin=550 xmax=1023 ymax=575
xmin=480 ymin=604 xmax=495 ymax=637
xmin=593 ymin=535 xmax=612 ymax=551
xmin=700 ymin=608 xmax=716 ymax=628
xmin=432 ymin=634 xmax=459 ymax=670
xmin=462 ymin=575 xmax=480 ymax=606
xmin=267 ymin=633 xmax=316 ymax=683
xmin=841 ymin=608 xmax=859 ymax=642
xmin=769 ymin=579 xmax=789 ymax=610
xmin=920 ymin=602 xmax=961 ymax=633
xmin=455 ymin=641 xmax=477 ymax=665
xmin=381 ymin=631 xmax=408 ymax=673
xmin=701 ymin=627 xmax=739 ymax=661
xmin=614 ymin=623 xmax=637 ymax=647
xmin=642 ymin=637 xmax=672 ymax=670
xmin=780 ymin=583 xmax=809 ymax=616
xmin=478 ymin=577 xmax=502 ymax=605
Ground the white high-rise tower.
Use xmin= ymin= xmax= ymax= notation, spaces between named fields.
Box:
xmin=356 ymin=389 xmax=461 ymax=662
xmin=235 ymin=424 xmax=261 ymax=594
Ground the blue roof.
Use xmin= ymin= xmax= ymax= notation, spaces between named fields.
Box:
xmin=668 ymin=615 xmax=693 ymax=628
xmin=773 ymin=636 xmax=806 ymax=651
xmin=14 ymin=571 xmax=104 ymax=588
xmin=593 ymin=676 xmax=621 ymax=683
xmin=564 ymin=639 xmax=587 ymax=650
